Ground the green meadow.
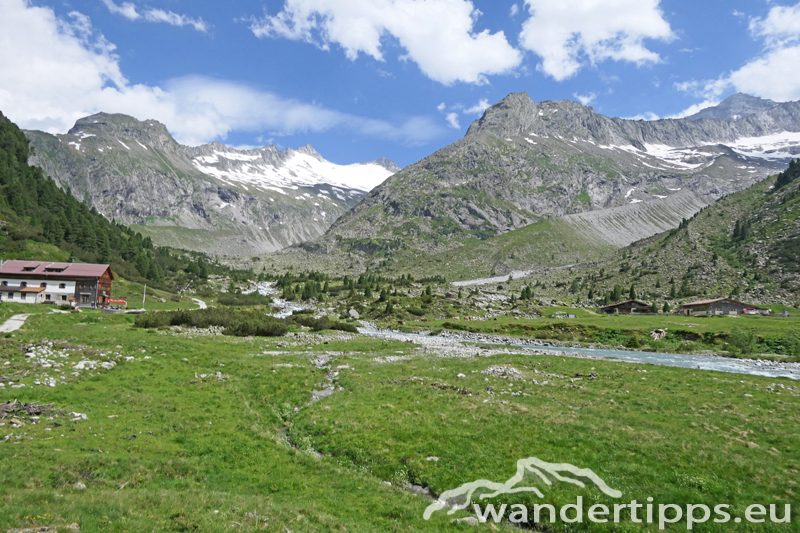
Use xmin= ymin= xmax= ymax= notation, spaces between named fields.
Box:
xmin=0 ymin=307 xmax=798 ymax=531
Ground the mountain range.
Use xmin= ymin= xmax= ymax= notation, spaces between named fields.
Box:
xmin=24 ymin=113 xmax=400 ymax=256
xmin=319 ymin=92 xmax=798 ymax=259
xmin=17 ymin=93 xmax=800 ymax=286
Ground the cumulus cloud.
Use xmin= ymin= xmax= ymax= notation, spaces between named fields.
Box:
xmin=445 ymin=112 xmax=461 ymax=129
xmin=518 ymin=0 xmax=674 ymax=81
xmin=463 ymin=98 xmax=490 ymax=115
xmin=672 ymin=2 xmax=800 ymax=110
xmin=573 ymin=92 xmax=596 ymax=106
xmin=101 ymin=0 xmax=209 ymax=32
xmin=0 ymin=0 xmax=441 ymax=146
xmin=249 ymin=0 xmax=522 ymax=85
xmin=510 ymin=4 xmax=519 ymax=17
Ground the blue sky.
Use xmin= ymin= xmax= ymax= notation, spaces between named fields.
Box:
xmin=2 ymin=0 xmax=800 ymax=167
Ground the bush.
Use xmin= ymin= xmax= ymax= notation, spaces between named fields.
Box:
xmin=287 ymin=313 xmax=357 ymax=333
xmin=727 ymin=329 xmax=757 ymax=354
xmin=217 ymin=292 xmax=274 ymax=306
xmin=135 ymin=307 xmax=287 ymax=337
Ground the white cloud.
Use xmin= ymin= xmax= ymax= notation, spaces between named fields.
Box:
xmin=144 ymin=9 xmax=209 ymax=32
xmin=445 ymin=112 xmax=461 ymax=129
xmin=573 ymin=92 xmax=596 ymax=106
xmin=749 ymin=3 xmax=800 ymax=47
xmin=249 ymin=0 xmax=522 ymax=85
xmin=463 ymin=98 xmax=490 ymax=115
xmin=518 ymin=0 xmax=674 ymax=81
xmin=437 ymin=102 xmax=446 ymax=112
xmin=727 ymin=45 xmax=800 ymax=102
xmin=666 ymin=99 xmax=720 ymax=119
xmin=673 ymin=2 xmax=800 ymax=107
xmin=101 ymin=0 xmax=209 ymax=32
xmin=625 ymin=112 xmax=660 ymax=121
xmin=0 ymin=0 xmax=442 ymax=146
xmin=510 ymin=4 xmax=519 ymax=17
xmin=100 ymin=0 xmax=139 ymax=20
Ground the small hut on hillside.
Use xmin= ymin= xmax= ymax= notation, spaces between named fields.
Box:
xmin=600 ymin=300 xmax=651 ymax=315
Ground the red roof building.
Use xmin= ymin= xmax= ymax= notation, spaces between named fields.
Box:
xmin=679 ymin=298 xmax=767 ymax=316
xmin=0 ymin=260 xmax=113 ymax=307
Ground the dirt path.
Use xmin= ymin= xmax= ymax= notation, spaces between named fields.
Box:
xmin=0 ymin=314 xmax=32 ymax=333
xmin=192 ymin=298 xmax=207 ymax=309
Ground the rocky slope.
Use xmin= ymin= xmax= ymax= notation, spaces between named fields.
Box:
xmin=521 ymin=167 xmax=800 ymax=307
xmin=322 ymin=92 xmax=797 ymax=255
xmin=24 ymin=113 xmax=399 ymax=256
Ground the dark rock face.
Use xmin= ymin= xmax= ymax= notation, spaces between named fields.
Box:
xmin=24 ymin=113 xmax=399 ymax=256
xmin=324 ymin=92 xmax=798 ymax=253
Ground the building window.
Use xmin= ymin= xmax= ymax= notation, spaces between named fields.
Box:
xmin=20 ymin=282 xmax=27 ymax=288
xmin=45 ymin=294 xmax=51 ymax=301
xmin=61 ymin=295 xmax=67 ymax=301
xmin=8 ymin=293 xmax=13 ymax=300
xmin=20 ymin=293 xmax=26 ymax=301
xmin=59 ymin=283 xmax=66 ymax=289
xmin=1 ymin=281 xmax=6 ymax=286
xmin=40 ymin=282 xmax=47 ymax=288
xmin=22 ymin=266 xmax=37 ymax=272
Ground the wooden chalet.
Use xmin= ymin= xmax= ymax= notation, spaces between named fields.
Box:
xmin=600 ymin=300 xmax=651 ymax=315
xmin=0 ymin=260 xmax=114 ymax=308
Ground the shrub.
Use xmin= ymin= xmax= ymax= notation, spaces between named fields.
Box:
xmin=135 ymin=307 xmax=287 ymax=337
xmin=727 ymin=329 xmax=757 ymax=354
xmin=217 ymin=292 xmax=274 ymax=306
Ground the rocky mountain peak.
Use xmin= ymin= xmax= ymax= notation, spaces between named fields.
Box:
xmin=465 ymin=92 xmax=537 ymax=137
xmin=364 ymin=157 xmax=402 ymax=173
xmin=295 ymin=144 xmax=324 ymax=161
xmin=67 ymin=112 xmax=177 ymax=151
xmin=686 ymin=93 xmax=778 ymax=122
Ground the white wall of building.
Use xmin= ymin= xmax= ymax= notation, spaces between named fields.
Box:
xmin=0 ymin=278 xmax=76 ymax=304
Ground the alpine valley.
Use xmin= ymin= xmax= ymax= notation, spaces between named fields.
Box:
xmin=19 ymin=93 xmax=800 ymax=289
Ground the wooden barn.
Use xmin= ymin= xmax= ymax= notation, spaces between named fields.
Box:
xmin=600 ymin=300 xmax=651 ymax=315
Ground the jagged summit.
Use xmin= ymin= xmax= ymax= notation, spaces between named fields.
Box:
xmin=686 ymin=93 xmax=778 ymax=122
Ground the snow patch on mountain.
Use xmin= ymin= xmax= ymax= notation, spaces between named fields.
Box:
xmin=191 ymin=147 xmax=397 ymax=193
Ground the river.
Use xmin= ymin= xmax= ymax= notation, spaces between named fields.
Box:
xmin=359 ymin=328 xmax=800 ymax=381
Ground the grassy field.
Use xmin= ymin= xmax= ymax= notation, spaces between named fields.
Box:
xmin=0 ymin=307 xmax=798 ymax=531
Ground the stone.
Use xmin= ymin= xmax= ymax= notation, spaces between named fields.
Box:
xmin=73 ymin=482 xmax=86 ymax=490
xmin=451 ymin=517 xmax=479 ymax=525
xmin=348 ymin=308 xmax=360 ymax=319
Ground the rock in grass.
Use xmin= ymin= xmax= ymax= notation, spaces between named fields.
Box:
xmin=73 ymin=482 xmax=86 ymax=490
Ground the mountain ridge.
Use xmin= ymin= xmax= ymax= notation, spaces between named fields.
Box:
xmin=24 ymin=112 xmax=400 ymax=256
xmin=320 ymin=92 xmax=796 ymax=257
